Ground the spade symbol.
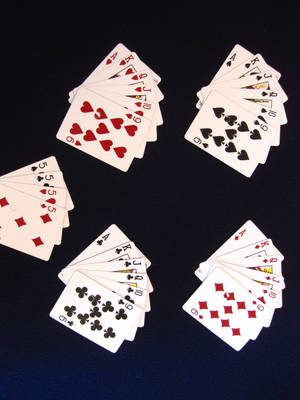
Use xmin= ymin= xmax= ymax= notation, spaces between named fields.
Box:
xmin=31 ymin=166 xmax=37 ymax=172
xmin=262 ymin=91 xmax=267 ymax=96
xmin=245 ymin=63 xmax=251 ymax=68
xmin=200 ymin=128 xmax=212 ymax=139
xmin=225 ymin=142 xmax=237 ymax=153
xmin=213 ymin=107 xmax=225 ymax=118
xmin=37 ymin=176 xmax=44 ymax=182
xmin=237 ymin=150 xmax=249 ymax=160
xmin=202 ymin=143 xmax=209 ymax=149
xmin=250 ymin=129 xmax=262 ymax=140
xmin=261 ymin=108 xmax=267 ymax=113
xmin=225 ymin=129 xmax=237 ymax=140
xmin=258 ymin=115 xmax=267 ymax=123
xmin=213 ymin=136 xmax=225 ymax=147
xmin=237 ymin=121 xmax=249 ymax=132
xmin=226 ymin=60 xmax=231 ymax=67
xmin=256 ymin=75 xmax=262 ymax=81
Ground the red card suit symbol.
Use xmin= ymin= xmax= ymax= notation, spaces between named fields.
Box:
xmin=135 ymin=110 xmax=143 ymax=116
xmin=75 ymin=140 xmax=82 ymax=146
xmin=70 ymin=123 xmax=83 ymax=135
xmin=125 ymin=67 xmax=134 ymax=74
xmin=135 ymin=87 xmax=142 ymax=92
xmin=96 ymin=123 xmax=110 ymax=134
xmin=110 ymin=118 xmax=124 ymax=129
xmin=124 ymin=125 xmax=137 ymax=137
xmin=120 ymin=59 xmax=126 ymax=65
xmin=113 ymin=146 xmax=127 ymax=158
xmin=126 ymin=113 xmax=132 ymax=119
xmin=46 ymin=198 xmax=56 ymax=204
xmin=84 ymin=130 xmax=97 ymax=141
xmin=100 ymin=140 xmax=113 ymax=151
xmin=106 ymin=58 xmax=112 ymax=64
xmin=81 ymin=101 xmax=94 ymax=113
xmin=94 ymin=108 xmax=108 ymax=120
xmin=132 ymin=74 xmax=138 ymax=80
xmin=135 ymin=102 xmax=141 ymax=107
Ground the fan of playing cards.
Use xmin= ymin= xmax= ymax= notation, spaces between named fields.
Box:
xmin=0 ymin=157 xmax=74 ymax=261
xmin=50 ymin=224 xmax=153 ymax=353
xmin=183 ymin=220 xmax=285 ymax=351
xmin=56 ymin=43 xmax=164 ymax=172
xmin=184 ymin=44 xmax=288 ymax=177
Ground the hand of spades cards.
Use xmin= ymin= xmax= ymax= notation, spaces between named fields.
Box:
xmin=50 ymin=224 xmax=153 ymax=352
xmin=183 ymin=220 xmax=285 ymax=351
xmin=184 ymin=44 xmax=287 ymax=177
xmin=57 ymin=43 xmax=163 ymax=171
xmin=0 ymin=156 xmax=74 ymax=260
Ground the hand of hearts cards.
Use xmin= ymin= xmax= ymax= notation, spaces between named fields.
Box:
xmin=182 ymin=220 xmax=285 ymax=351
xmin=56 ymin=43 xmax=164 ymax=172
xmin=0 ymin=156 xmax=74 ymax=261
xmin=184 ymin=44 xmax=288 ymax=177
xmin=50 ymin=224 xmax=153 ymax=353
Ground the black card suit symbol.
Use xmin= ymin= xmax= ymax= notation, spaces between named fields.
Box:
xmin=213 ymin=107 xmax=225 ymax=118
xmin=256 ymin=75 xmax=262 ymax=81
xmin=226 ymin=60 xmax=231 ymax=67
xmin=90 ymin=306 xmax=101 ymax=318
xmin=225 ymin=142 xmax=237 ymax=153
xmin=115 ymin=309 xmax=128 ymax=320
xmin=64 ymin=305 xmax=76 ymax=317
xmin=37 ymin=176 xmax=44 ymax=182
xmin=125 ymin=295 xmax=134 ymax=304
xmin=88 ymin=294 xmax=101 ymax=306
xmin=76 ymin=286 xmax=88 ymax=298
xmin=261 ymin=108 xmax=267 ymax=113
xmin=67 ymin=321 xmax=74 ymax=326
xmin=202 ymin=143 xmax=209 ymax=149
xmin=102 ymin=301 xmax=114 ymax=312
xmin=224 ymin=115 xmax=237 ymax=126
xmin=104 ymin=327 xmax=115 ymax=338
xmin=213 ymin=136 xmax=225 ymax=147
xmin=254 ymin=120 xmax=260 ymax=125
xmin=250 ymin=129 xmax=262 ymax=140
xmin=97 ymin=239 xmax=103 ymax=246
xmin=225 ymin=129 xmax=237 ymax=140
xmin=237 ymin=121 xmax=249 ymax=132
xmin=90 ymin=320 xmax=102 ymax=331
xmin=115 ymin=248 xmax=122 ymax=254
xmin=127 ymin=287 xmax=134 ymax=293
xmin=245 ymin=63 xmax=251 ymax=68
xmin=125 ymin=261 xmax=131 ymax=267
xmin=127 ymin=274 xmax=133 ymax=280
xmin=31 ymin=166 xmax=37 ymax=172
xmin=77 ymin=313 xmax=89 ymax=325
xmin=262 ymin=91 xmax=267 ymax=96
xmin=258 ymin=115 xmax=267 ymax=123
xmin=237 ymin=150 xmax=249 ymax=160
xmin=200 ymin=128 xmax=212 ymax=139
xmin=118 ymin=299 xmax=124 ymax=305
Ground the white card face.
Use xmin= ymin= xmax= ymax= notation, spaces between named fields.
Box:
xmin=57 ymin=87 xmax=151 ymax=171
xmin=0 ymin=156 xmax=61 ymax=177
xmin=65 ymin=224 xmax=151 ymax=268
xmin=183 ymin=267 xmax=273 ymax=350
xmin=49 ymin=272 xmax=143 ymax=353
xmin=185 ymin=91 xmax=272 ymax=177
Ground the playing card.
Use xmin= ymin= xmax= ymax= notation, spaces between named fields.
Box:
xmin=50 ymin=271 xmax=143 ymax=352
xmin=183 ymin=267 xmax=274 ymax=351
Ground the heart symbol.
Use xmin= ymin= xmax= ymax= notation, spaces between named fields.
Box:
xmin=200 ymin=128 xmax=212 ymax=139
xmin=70 ymin=123 xmax=83 ymax=135
xmin=225 ymin=129 xmax=237 ymax=139
xmin=83 ymin=130 xmax=97 ymax=141
xmin=40 ymin=189 xmax=46 ymax=194
xmin=46 ymin=198 xmax=56 ymax=204
xmin=126 ymin=113 xmax=132 ymax=119
xmin=96 ymin=123 xmax=109 ymax=134
xmin=75 ymin=140 xmax=81 ymax=146
xmin=94 ymin=107 xmax=107 ymax=120
xmin=135 ymin=87 xmax=142 ymax=92
xmin=120 ymin=59 xmax=126 ymax=65
xmin=131 ymin=74 xmax=138 ymax=80
xmin=213 ymin=107 xmax=225 ymax=118
xmin=224 ymin=115 xmax=237 ymax=126
xmin=213 ymin=136 xmax=225 ymax=147
xmin=111 ymin=118 xmax=124 ymax=129
xmin=225 ymin=142 xmax=237 ymax=153
xmin=80 ymin=101 xmax=93 ymax=113
xmin=135 ymin=110 xmax=143 ymax=116
xmin=135 ymin=102 xmax=142 ymax=107
xmin=237 ymin=121 xmax=249 ymax=132
xmin=100 ymin=140 xmax=113 ymax=151
xmin=125 ymin=125 xmax=137 ymax=137
xmin=250 ymin=129 xmax=262 ymax=140
xmin=125 ymin=67 xmax=134 ymax=74
xmin=106 ymin=58 xmax=112 ymax=65
xmin=237 ymin=150 xmax=249 ymax=160
xmin=114 ymin=146 xmax=127 ymax=158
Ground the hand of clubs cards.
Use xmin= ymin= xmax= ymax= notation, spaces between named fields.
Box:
xmin=0 ymin=156 xmax=74 ymax=260
xmin=50 ymin=224 xmax=153 ymax=353
xmin=183 ymin=220 xmax=284 ymax=351
xmin=184 ymin=44 xmax=288 ymax=177
xmin=57 ymin=43 xmax=164 ymax=172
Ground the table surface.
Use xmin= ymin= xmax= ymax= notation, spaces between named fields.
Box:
xmin=1 ymin=4 xmax=300 ymax=400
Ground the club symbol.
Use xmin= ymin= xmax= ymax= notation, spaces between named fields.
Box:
xmin=104 ymin=327 xmax=115 ymax=338
xmin=88 ymin=294 xmax=101 ymax=306
xmin=64 ymin=305 xmax=76 ymax=317
xmin=115 ymin=248 xmax=122 ymax=254
xmin=97 ymin=239 xmax=103 ymax=246
xmin=77 ymin=313 xmax=89 ymax=325
xmin=116 ymin=309 xmax=128 ymax=320
xmin=127 ymin=287 xmax=134 ymax=293
xmin=102 ymin=301 xmax=114 ymax=312
xmin=125 ymin=261 xmax=131 ymax=267
xmin=90 ymin=320 xmax=102 ymax=331
xmin=125 ymin=295 xmax=134 ymax=304
xmin=127 ymin=274 xmax=133 ymax=280
xmin=67 ymin=321 xmax=74 ymax=327
xmin=90 ymin=306 xmax=102 ymax=318
xmin=118 ymin=299 xmax=124 ymax=305
xmin=76 ymin=286 xmax=88 ymax=298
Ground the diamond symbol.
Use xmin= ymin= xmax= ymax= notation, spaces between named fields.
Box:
xmin=215 ymin=283 xmax=224 ymax=292
xmin=0 ymin=197 xmax=9 ymax=207
xmin=255 ymin=245 xmax=260 ymax=249
xmin=15 ymin=217 xmax=27 ymax=227
xmin=232 ymin=328 xmax=241 ymax=336
xmin=32 ymin=237 xmax=44 ymax=247
xmin=198 ymin=301 xmax=208 ymax=309
xmin=237 ymin=301 xmax=246 ymax=310
xmin=41 ymin=204 xmax=46 ymax=208
xmin=263 ymin=259 xmax=268 ymax=263
xmin=210 ymin=310 xmax=219 ymax=319
xmin=40 ymin=213 xmax=52 ymax=224
xmin=221 ymin=319 xmax=230 ymax=327
xmin=199 ymin=315 xmax=203 ymax=320
xmin=224 ymin=305 xmax=233 ymax=314
xmin=234 ymin=236 xmax=239 ymax=240
xmin=224 ymin=292 xmax=235 ymax=301
xmin=248 ymin=310 xmax=257 ymax=319
xmin=265 ymin=276 xmax=271 ymax=281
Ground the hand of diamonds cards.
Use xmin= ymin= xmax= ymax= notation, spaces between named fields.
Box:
xmin=50 ymin=224 xmax=153 ymax=353
xmin=0 ymin=157 xmax=74 ymax=260
xmin=184 ymin=44 xmax=288 ymax=177
xmin=56 ymin=43 xmax=164 ymax=172
xmin=183 ymin=220 xmax=285 ymax=351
